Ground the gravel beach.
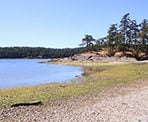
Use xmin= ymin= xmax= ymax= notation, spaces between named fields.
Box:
xmin=0 ymin=79 xmax=148 ymax=122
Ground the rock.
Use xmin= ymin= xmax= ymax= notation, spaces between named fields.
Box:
xmin=139 ymin=53 xmax=146 ymax=57
xmin=114 ymin=52 xmax=124 ymax=57
xmin=124 ymin=51 xmax=134 ymax=57
xmin=115 ymin=51 xmax=134 ymax=58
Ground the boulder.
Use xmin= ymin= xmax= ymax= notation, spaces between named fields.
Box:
xmin=114 ymin=52 xmax=124 ymax=57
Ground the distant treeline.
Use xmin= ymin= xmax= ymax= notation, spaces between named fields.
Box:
xmin=0 ymin=47 xmax=84 ymax=59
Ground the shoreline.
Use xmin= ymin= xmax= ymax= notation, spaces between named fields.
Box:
xmin=0 ymin=60 xmax=148 ymax=109
xmin=0 ymin=59 xmax=148 ymax=121
xmin=1 ymin=78 xmax=148 ymax=121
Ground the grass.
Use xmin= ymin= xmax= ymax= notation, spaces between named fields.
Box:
xmin=0 ymin=61 xmax=148 ymax=109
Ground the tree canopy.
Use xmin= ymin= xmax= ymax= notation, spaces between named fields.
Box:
xmin=80 ymin=13 xmax=148 ymax=59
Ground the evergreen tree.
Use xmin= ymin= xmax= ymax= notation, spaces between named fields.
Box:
xmin=129 ymin=20 xmax=140 ymax=51
xmin=119 ymin=13 xmax=131 ymax=49
xmin=107 ymin=24 xmax=118 ymax=55
xmin=80 ymin=35 xmax=95 ymax=51
xmin=139 ymin=19 xmax=148 ymax=51
xmin=95 ymin=37 xmax=106 ymax=49
xmin=80 ymin=35 xmax=95 ymax=47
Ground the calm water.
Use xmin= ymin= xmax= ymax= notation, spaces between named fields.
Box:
xmin=0 ymin=59 xmax=83 ymax=89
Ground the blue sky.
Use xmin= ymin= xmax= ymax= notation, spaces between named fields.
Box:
xmin=0 ymin=0 xmax=148 ymax=48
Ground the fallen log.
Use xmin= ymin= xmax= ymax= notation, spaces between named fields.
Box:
xmin=11 ymin=101 xmax=43 ymax=107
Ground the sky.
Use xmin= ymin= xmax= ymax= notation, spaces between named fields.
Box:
xmin=0 ymin=0 xmax=148 ymax=48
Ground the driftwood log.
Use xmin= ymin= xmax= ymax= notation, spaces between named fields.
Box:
xmin=11 ymin=101 xmax=43 ymax=107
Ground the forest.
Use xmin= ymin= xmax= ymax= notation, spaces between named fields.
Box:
xmin=0 ymin=47 xmax=83 ymax=59
xmin=80 ymin=13 xmax=148 ymax=59
xmin=0 ymin=13 xmax=147 ymax=59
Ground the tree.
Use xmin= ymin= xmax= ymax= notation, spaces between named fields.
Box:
xmin=107 ymin=24 xmax=118 ymax=55
xmin=115 ymin=31 xmax=123 ymax=51
xmin=95 ymin=37 xmax=106 ymax=49
xmin=80 ymin=35 xmax=95 ymax=47
xmin=119 ymin=13 xmax=131 ymax=48
xmin=80 ymin=35 xmax=95 ymax=51
xmin=130 ymin=20 xmax=139 ymax=45
xmin=127 ymin=19 xmax=139 ymax=54
xmin=139 ymin=19 xmax=148 ymax=45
